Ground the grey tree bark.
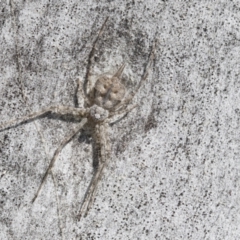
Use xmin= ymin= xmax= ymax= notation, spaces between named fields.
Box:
xmin=0 ymin=0 xmax=240 ymax=239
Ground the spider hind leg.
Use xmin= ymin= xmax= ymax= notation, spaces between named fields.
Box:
xmin=113 ymin=39 xmax=157 ymax=112
xmin=82 ymin=17 xmax=109 ymax=100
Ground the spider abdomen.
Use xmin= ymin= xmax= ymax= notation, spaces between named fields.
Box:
xmin=94 ymin=75 xmax=125 ymax=110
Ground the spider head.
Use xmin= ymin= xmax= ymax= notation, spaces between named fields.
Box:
xmin=94 ymin=64 xmax=126 ymax=110
xmin=89 ymin=104 xmax=109 ymax=122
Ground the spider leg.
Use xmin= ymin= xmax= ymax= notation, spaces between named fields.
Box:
xmin=32 ymin=118 xmax=88 ymax=203
xmin=114 ymin=39 xmax=157 ymax=111
xmin=78 ymin=122 xmax=110 ymax=219
xmin=76 ymin=77 xmax=91 ymax=107
xmin=0 ymin=106 xmax=88 ymax=132
xmin=78 ymin=161 xmax=105 ymax=219
xmin=108 ymin=104 xmax=138 ymax=120
xmin=83 ymin=17 xmax=109 ymax=99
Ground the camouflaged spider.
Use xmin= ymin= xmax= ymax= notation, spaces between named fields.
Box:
xmin=0 ymin=18 xmax=156 ymax=218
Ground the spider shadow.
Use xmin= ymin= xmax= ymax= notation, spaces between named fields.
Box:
xmin=74 ymin=124 xmax=100 ymax=218
xmin=0 ymin=112 xmax=84 ymax=133
xmin=77 ymin=122 xmax=98 ymax=169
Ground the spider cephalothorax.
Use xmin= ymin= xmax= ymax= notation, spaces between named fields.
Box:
xmin=89 ymin=104 xmax=109 ymax=122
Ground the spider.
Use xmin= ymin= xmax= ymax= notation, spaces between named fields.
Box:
xmin=0 ymin=17 xmax=156 ymax=219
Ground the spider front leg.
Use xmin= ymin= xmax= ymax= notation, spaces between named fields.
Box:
xmin=32 ymin=118 xmax=88 ymax=203
xmin=0 ymin=106 xmax=88 ymax=132
xmin=0 ymin=105 xmax=89 ymax=202
xmin=78 ymin=122 xmax=110 ymax=219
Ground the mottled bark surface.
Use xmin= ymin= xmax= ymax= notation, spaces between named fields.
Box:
xmin=0 ymin=1 xmax=240 ymax=239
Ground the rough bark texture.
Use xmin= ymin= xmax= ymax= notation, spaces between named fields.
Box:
xmin=1 ymin=0 xmax=240 ymax=239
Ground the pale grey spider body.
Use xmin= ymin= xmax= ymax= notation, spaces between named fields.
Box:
xmin=0 ymin=18 xmax=156 ymax=219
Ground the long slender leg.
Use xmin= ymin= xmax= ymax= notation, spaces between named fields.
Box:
xmin=78 ymin=162 xmax=105 ymax=219
xmin=78 ymin=122 xmax=110 ymax=219
xmin=114 ymin=39 xmax=157 ymax=111
xmin=0 ymin=106 xmax=88 ymax=132
xmin=32 ymin=118 xmax=88 ymax=203
xmin=50 ymin=172 xmax=64 ymax=239
xmin=76 ymin=77 xmax=91 ymax=107
xmin=83 ymin=17 xmax=109 ymax=99
xmin=109 ymin=104 xmax=138 ymax=118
